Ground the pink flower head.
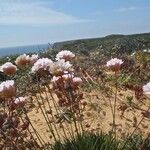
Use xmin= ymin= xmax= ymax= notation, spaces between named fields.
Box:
xmin=0 ymin=80 xmax=16 ymax=98
xmin=56 ymin=50 xmax=75 ymax=61
xmin=31 ymin=58 xmax=53 ymax=75
xmin=72 ymin=77 xmax=82 ymax=86
xmin=14 ymin=97 xmax=26 ymax=107
xmin=15 ymin=54 xmax=30 ymax=68
xmin=50 ymin=59 xmax=72 ymax=76
xmin=0 ymin=62 xmax=17 ymax=75
xmin=106 ymin=58 xmax=123 ymax=72
xmin=143 ymin=82 xmax=150 ymax=95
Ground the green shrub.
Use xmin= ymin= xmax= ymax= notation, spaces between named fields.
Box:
xmin=51 ymin=132 xmax=120 ymax=150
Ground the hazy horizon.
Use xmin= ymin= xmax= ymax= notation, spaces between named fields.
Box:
xmin=0 ymin=32 xmax=149 ymax=49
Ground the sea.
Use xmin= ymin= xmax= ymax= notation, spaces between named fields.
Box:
xmin=0 ymin=44 xmax=51 ymax=58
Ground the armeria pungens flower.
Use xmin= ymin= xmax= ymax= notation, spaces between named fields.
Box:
xmin=72 ymin=77 xmax=82 ymax=86
xmin=56 ymin=50 xmax=75 ymax=61
xmin=106 ymin=58 xmax=123 ymax=72
xmin=143 ymin=82 xmax=150 ymax=95
xmin=0 ymin=80 xmax=16 ymax=98
xmin=15 ymin=54 xmax=30 ymax=68
xmin=0 ymin=62 xmax=17 ymax=75
xmin=50 ymin=59 xmax=72 ymax=76
xmin=31 ymin=58 xmax=53 ymax=75
xmin=30 ymin=54 xmax=39 ymax=64
xmin=14 ymin=97 xmax=26 ymax=107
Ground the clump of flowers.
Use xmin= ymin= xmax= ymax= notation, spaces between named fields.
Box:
xmin=143 ymin=82 xmax=150 ymax=95
xmin=106 ymin=58 xmax=123 ymax=72
xmin=0 ymin=79 xmax=39 ymax=149
xmin=15 ymin=54 xmax=30 ymax=68
xmin=52 ymin=73 xmax=83 ymax=109
xmin=31 ymin=58 xmax=53 ymax=75
xmin=50 ymin=59 xmax=72 ymax=76
xmin=0 ymin=80 xmax=16 ymax=98
xmin=56 ymin=50 xmax=75 ymax=61
xmin=0 ymin=62 xmax=17 ymax=76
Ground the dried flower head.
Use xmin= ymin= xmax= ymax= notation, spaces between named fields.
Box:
xmin=56 ymin=50 xmax=75 ymax=61
xmin=50 ymin=59 xmax=72 ymax=76
xmin=30 ymin=54 xmax=39 ymax=64
xmin=106 ymin=58 xmax=123 ymax=72
xmin=0 ymin=62 xmax=17 ymax=75
xmin=143 ymin=82 xmax=150 ymax=95
xmin=15 ymin=54 xmax=30 ymax=68
xmin=0 ymin=80 xmax=16 ymax=98
xmin=31 ymin=58 xmax=53 ymax=75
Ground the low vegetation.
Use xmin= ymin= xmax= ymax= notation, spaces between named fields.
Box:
xmin=0 ymin=34 xmax=150 ymax=149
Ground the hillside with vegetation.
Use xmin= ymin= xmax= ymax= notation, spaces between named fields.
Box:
xmin=53 ymin=33 xmax=150 ymax=56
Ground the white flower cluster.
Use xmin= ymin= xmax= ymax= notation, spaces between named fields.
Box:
xmin=0 ymin=62 xmax=17 ymax=72
xmin=0 ymin=80 xmax=16 ymax=98
xmin=50 ymin=59 xmax=72 ymax=75
xmin=56 ymin=50 xmax=75 ymax=61
xmin=31 ymin=51 xmax=74 ymax=76
xmin=15 ymin=54 xmax=39 ymax=68
xmin=143 ymin=82 xmax=150 ymax=95
xmin=106 ymin=58 xmax=123 ymax=67
xmin=15 ymin=54 xmax=30 ymax=67
xmin=52 ymin=74 xmax=82 ymax=86
xmin=31 ymin=58 xmax=53 ymax=73
xmin=14 ymin=97 xmax=26 ymax=104
xmin=0 ymin=80 xmax=15 ymax=91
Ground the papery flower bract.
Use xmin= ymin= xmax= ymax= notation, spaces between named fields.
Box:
xmin=106 ymin=58 xmax=123 ymax=72
xmin=72 ymin=77 xmax=82 ymax=86
xmin=56 ymin=50 xmax=75 ymax=61
xmin=0 ymin=62 xmax=17 ymax=75
xmin=31 ymin=58 xmax=53 ymax=75
xmin=14 ymin=97 xmax=26 ymax=107
xmin=50 ymin=59 xmax=72 ymax=76
xmin=0 ymin=80 xmax=16 ymax=98
xmin=30 ymin=54 xmax=39 ymax=64
xmin=143 ymin=82 xmax=150 ymax=95
xmin=15 ymin=54 xmax=30 ymax=68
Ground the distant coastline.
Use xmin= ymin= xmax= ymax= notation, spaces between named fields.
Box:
xmin=0 ymin=44 xmax=50 ymax=57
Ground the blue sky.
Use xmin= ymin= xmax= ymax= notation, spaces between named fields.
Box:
xmin=0 ymin=0 xmax=150 ymax=48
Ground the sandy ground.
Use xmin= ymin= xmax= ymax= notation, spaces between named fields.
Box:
xmin=27 ymin=87 xmax=150 ymax=144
